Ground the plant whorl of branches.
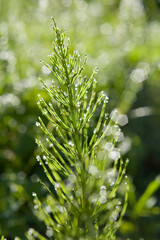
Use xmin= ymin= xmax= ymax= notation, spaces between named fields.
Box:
xmin=27 ymin=18 xmax=129 ymax=240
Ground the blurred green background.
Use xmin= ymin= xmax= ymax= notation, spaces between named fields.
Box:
xmin=0 ymin=0 xmax=160 ymax=239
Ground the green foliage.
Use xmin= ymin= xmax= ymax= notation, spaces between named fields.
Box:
xmin=1 ymin=0 xmax=160 ymax=239
xmin=119 ymin=175 xmax=160 ymax=239
xmin=133 ymin=175 xmax=160 ymax=217
xmin=28 ymin=19 xmax=129 ymax=240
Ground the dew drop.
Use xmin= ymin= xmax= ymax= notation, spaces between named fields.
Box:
xmin=94 ymin=67 xmax=98 ymax=74
xmin=36 ymin=121 xmax=40 ymax=127
xmin=43 ymin=109 xmax=47 ymax=115
xmin=114 ymin=131 xmax=124 ymax=142
xmin=99 ymin=195 xmax=107 ymax=204
xmin=88 ymin=166 xmax=98 ymax=175
xmin=46 ymin=228 xmax=53 ymax=237
xmin=110 ymin=109 xmax=120 ymax=123
xmin=93 ymin=128 xmax=96 ymax=134
xmin=68 ymin=140 xmax=74 ymax=147
xmin=36 ymin=155 xmax=40 ymax=161
xmin=105 ymin=142 xmax=113 ymax=151
xmin=110 ymin=180 xmax=115 ymax=186
xmin=117 ymin=114 xmax=128 ymax=126
xmin=54 ymin=182 xmax=60 ymax=189
xmin=34 ymin=205 xmax=38 ymax=210
xmin=28 ymin=228 xmax=34 ymax=235
xmin=109 ymin=149 xmax=120 ymax=161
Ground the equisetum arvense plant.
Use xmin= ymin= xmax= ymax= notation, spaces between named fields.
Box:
xmin=26 ymin=18 xmax=129 ymax=240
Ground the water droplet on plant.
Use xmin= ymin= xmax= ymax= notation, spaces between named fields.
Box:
xmin=105 ymin=142 xmax=113 ymax=151
xmin=114 ymin=131 xmax=124 ymax=142
xmin=104 ymin=126 xmax=112 ymax=136
xmin=36 ymin=155 xmax=40 ymax=161
xmin=110 ymin=109 xmax=120 ymax=123
xmin=109 ymin=149 xmax=120 ymax=161
xmin=110 ymin=180 xmax=115 ymax=186
xmin=34 ymin=205 xmax=38 ymax=210
xmin=99 ymin=195 xmax=107 ymax=204
xmin=46 ymin=228 xmax=53 ymax=237
xmin=28 ymin=228 xmax=34 ymax=235
xmin=88 ymin=166 xmax=98 ymax=175
xmin=94 ymin=67 xmax=98 ymax=74
xmin=117 ymin=114 xmax=128 ymax=126
xmin=32 ymin=192 xmax=36 ymax=197
xmin=107 ymin=169 xmax=115 ymax=177
xmin=109 ymin=211 xmax=118 ymax=222
xmin=116 ymin=206 xmax=120 ymax=210
xmin=68 ymin=140 xmax=74 ymax=147
xmin=36 ymin=121 xmax=40 ymax=127
xmin=93 ymin=128 xmax=96 ymax=134
xmin=77 ymin=101 xmax=80 ymax=107
xmin=43 ymin=109 xmax=47 ymax=115
xmin=54 ymin=182 xmax=60 ymax=189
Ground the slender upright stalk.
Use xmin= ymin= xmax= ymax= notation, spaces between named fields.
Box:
xmin=27 ymin=19 xmax=129 ymax=240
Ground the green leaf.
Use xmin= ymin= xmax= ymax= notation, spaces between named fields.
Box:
xmin=133 ymin=175 xmax=160 ymax=217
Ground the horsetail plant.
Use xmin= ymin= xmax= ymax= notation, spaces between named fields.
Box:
xmin=28 ymin=18 xmax=129 ymax=240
